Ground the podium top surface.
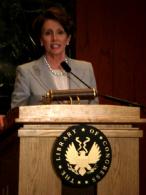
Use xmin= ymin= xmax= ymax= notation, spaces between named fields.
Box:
xmin=10 ymin=104 xmax=146 ymax=124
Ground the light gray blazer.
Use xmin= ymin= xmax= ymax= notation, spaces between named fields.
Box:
xmin=11 ymin=56 xmax=98 ymax=108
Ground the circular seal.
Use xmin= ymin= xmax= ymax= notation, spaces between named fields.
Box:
xmin=52 ymin=124 xmax=112 ymax=187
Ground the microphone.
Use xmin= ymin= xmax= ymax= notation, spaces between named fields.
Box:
xmin=61 ymin=61 xmax=92 ymax=89
xmin=60 ymin=61 xmax=146 ymax=109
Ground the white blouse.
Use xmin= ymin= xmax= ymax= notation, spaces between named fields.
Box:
xmin=51 ymin=70 xmax=69 ymax=90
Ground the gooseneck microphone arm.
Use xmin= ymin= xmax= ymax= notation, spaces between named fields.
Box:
xmin=69 ymin=72 xmax=92 ymax=89
xmin=60 ymin=61 xmax=146 ymax=109
xmin=60 ymin=61 xmax=92 ymax=89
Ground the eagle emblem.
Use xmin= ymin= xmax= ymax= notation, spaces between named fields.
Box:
xmin=65 ymin=137 xmax=101 ymax=176
xmin=53 ymin=125 xmax=112 ymax=186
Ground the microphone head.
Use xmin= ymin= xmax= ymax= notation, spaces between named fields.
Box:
xmin=61 ymin=61 xmax=71 ymax=73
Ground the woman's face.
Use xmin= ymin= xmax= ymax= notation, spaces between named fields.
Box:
xmin=40 ymin=19 xmax=71 ymax=57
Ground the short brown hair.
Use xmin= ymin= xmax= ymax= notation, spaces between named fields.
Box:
xmin=32 ymin=6 xmax=75 ymax=41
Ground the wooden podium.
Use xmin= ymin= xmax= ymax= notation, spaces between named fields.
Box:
xmin=15 ymin=104 xmax=145 ymax=195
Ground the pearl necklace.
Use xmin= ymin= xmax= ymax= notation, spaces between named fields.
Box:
xmin=44 ymin=56 xmax=67 ymax=76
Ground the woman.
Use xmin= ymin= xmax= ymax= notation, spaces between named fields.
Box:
xmin=11 ymin=6 xmax=98 ymax=108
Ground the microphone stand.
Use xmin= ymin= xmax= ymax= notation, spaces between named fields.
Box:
xmin=61 ymin=61 xmax=92 ymax=89
xmin=98 ymin=93 xmax=146 ymax=110
xmin=70 ymin=72 xmax=92 ymax=89
xmin=60 ymin=61 xmax=146 ymax=111
xmin=69 ymin=71 xmax=146 ymax=110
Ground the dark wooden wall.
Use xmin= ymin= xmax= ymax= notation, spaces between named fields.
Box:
xmin=76 ymin=1 xmax=146 ymax=195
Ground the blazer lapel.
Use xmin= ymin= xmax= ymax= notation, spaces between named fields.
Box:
xmin=68 ymin=59 xmax=85 ymax=89
xmin=31 ymin=56 xmax=56 ymax=91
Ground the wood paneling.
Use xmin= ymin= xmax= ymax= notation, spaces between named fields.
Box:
xmin=76 ymin=0 xmax=146 ymax=103
xmin=76 ymin=1 xmax=146 ymax=195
